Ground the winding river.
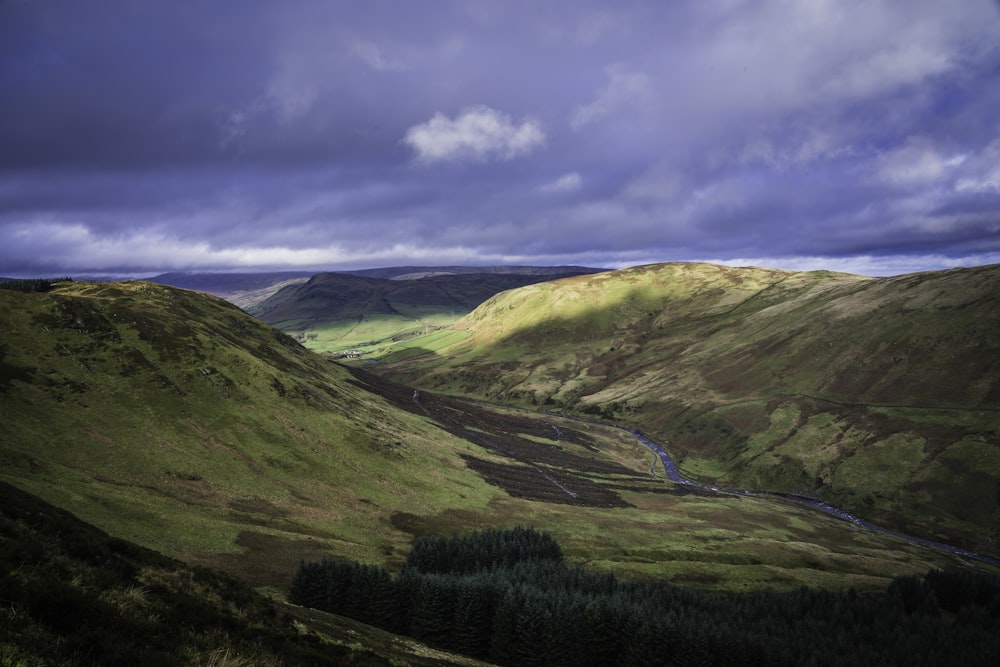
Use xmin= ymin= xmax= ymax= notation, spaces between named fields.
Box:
xmin=624 ymin=427 xmax=1000 ymax=567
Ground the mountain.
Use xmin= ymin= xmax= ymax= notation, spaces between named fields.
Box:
xmin=377 ymin=262 xmax=1000 ymax=557
xmin=148 ymin=271 xmax=316 ymax=310
xmin=148 ymin=271 xmax=316 ymax=295
xmin=250 ymin=267 xmax=601 ymax=354
xmin=1 ymin=278 xmax=977 ymax=595
xmin=336 ymin=265 xmax=602 ymax=280
xmin=150 ymin=265 xmax=602 ymax=310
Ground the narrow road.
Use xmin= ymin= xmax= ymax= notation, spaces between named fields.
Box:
xmin=627 ymin=427 xmax=1000 ymax=567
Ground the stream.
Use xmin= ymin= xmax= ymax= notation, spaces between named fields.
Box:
xmin=624 ymin=426 xmax=1000 ymax=567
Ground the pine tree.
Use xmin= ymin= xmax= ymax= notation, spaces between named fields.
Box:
xmin=451 ymin=575 xmax=498 ymax=659
xmin=509 ymin=588 xmax=549 ymax=667
xmin=407 ymin=574 xmax=459 ymax=649
xmin=490 ymin=587 xmax=520 ymax=665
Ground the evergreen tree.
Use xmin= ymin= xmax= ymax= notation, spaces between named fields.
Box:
xmin=407 ymin=574 xmax=459 ymax=649
xmin=490 ymin=587 xmax=521 ymax=665
xmin=287 ymin=530 xmax=1000 ymax=667
xmin=367 ymin=567 xmax=404 ymax=633
xmin=509 ymin=588 xmax=549 ymax=667
xmin=451 ymin=575 xmax=498 ymax=659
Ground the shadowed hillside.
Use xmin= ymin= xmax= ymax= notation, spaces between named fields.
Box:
xmin=251 ymin=267 xmax=600 ymax=354
xmin=149 ymin=271 xmax=315 ymax=310
xmin=378 ymin=262 xmax=1000 ymax=557
xmin=0 ymin=480 xmax=487 ymax=666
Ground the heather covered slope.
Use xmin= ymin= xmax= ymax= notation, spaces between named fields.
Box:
xmin=0 ymin=479 xmax=484 ymax=667
xmin=379 ymin=262 xmax=1000 ymax=557
xmin=1 ymin=279 xmax=978 ymax=593
xmin=0 ymin=280 xmax=504 ymax=586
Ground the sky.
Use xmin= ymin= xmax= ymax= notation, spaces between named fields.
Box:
xmin=2 ymin=0 xmax=999 ymax=278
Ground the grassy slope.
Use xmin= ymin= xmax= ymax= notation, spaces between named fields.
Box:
xmin=2 ymin=279 xmax=985 ymax=595
xmin=251 ymin=270 xmax=595 ymax=355
xmin=378 ymin=262 xmax=1000 ymax=558
xmin=0 ymin=479 xmax=486 ymax=667
xmin=0 ymin=280 xmax=502 ymax=586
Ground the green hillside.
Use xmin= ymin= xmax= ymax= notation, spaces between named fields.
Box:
xmin=378 ymin=262 xmax=1000 ymax=558
xmin=1 ymin=278 xmax=984 ymax=595
xmin=251 ymin=269 xmax=598 ymax=355
xmin=0 ymin=479 xmax=484 ymax=666
xmin=0 ymin=279 xmax=498 ymax=584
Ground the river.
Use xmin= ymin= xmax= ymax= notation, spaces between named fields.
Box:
xmin=624 ymin=427 xmax=1000 ymax=567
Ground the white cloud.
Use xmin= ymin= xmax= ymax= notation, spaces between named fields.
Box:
xmin=404 ymin=105 xmax=545 ymax=163
xmin=876 ymin=138 xmax=963 ymax=186
xmin=701 ymin=253 xmax=1000 ymax=277
xmin=349 ymin=38 xmax=406 ymax=72
xmin=571 ymin=65 xmax=651 ymax=130
xmin=685 ymin=0 xmax=994 ymax=124
xmin=955 ymin=139 xmax=1000 ymax=194
xmin=540 ymin=172 xmax=582 ymax=193
xmin=1 ymin=221 xmax=481 ymax=273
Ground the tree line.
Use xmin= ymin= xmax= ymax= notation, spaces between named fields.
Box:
xmin=0 ymin=277 xmax=73 ymax=292
xmin=289 ymin=526 xmax=1000 ymax=666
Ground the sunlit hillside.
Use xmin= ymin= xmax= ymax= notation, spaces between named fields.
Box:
xmin=249 ymin=267 xmax=599 ymax=355
xmin=378 ymin=262 xmax=1000 ymax=558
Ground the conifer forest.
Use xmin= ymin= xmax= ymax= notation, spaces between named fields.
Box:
xmin=289 ymin=527 xmax=1000 ymax=666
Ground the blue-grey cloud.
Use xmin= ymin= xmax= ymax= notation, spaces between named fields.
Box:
xmin=1 ymin=0 xmax=999 ymax=278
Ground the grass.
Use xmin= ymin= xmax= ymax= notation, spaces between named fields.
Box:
xmin=254 ymin=270 xmax=595 ymax=358
xmin=0 ymin=479 xmax=487 ymax=666
xmin=0 ymin=282 xmax=501 ymax=580
xmin=377 ymin=262 xmax=1000 ymax=559
xmin=3 ymin=276 xmax=997 ymax=610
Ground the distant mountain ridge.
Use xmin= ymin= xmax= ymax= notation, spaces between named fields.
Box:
xmin=338 ymin=265 xmax=603 ymax=280
xmin=149 ymin=266 xmax=603 ymax=331
xmin=150 ymin=265 xmax=602 ymax=296
xmin=243 ymin=266 xmax=601 ymax=354
xmin=148 ymin=270 xmax=314 ymax=294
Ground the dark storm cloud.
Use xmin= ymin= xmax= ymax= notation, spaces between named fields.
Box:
xmin=1 ymin=0 xmax=999 ymax=277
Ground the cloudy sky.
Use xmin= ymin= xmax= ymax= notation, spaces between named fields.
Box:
xmin=2 ymin=0 xmax=999 ymax=277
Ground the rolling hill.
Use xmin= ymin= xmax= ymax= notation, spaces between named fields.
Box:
xmin=376 ymin=262 xmax=1000 ymax=558
xmin=1 ymin=277 xmax=983 ymax=598
xmin=0 ymin=279 xmax=496 ymax=585
xmin=248 ymin=266 xmax=600 ymax=354
xmin=149 ymin=271 xmax=315 ymax=310
xmin=150 ymin=265 xmax=600 ymax=312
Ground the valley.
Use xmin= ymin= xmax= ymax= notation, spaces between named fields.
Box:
xmin=3 ymin=275 xmax=991 ymax=595
xmin=153 ymin=266 xmax=599 ymax=356
xmin=2 ymin=263 xmax=999 ymax=663
xmin=374 ymin=262 xmax=1000 ymax=561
